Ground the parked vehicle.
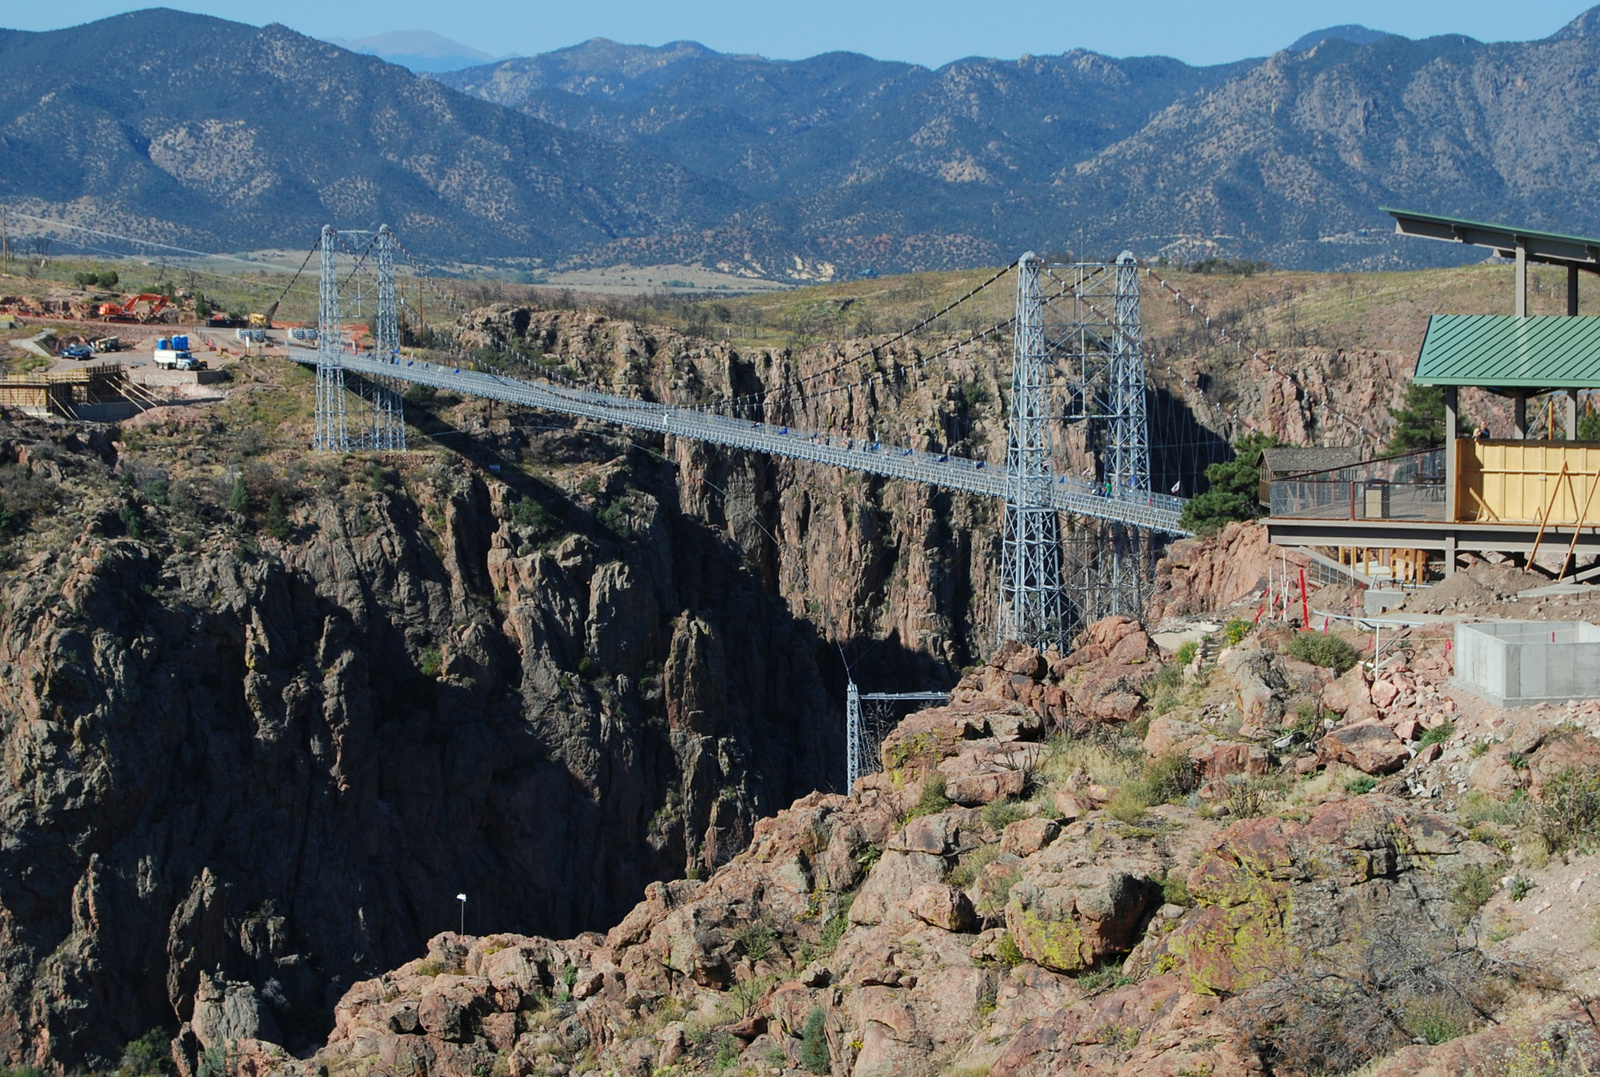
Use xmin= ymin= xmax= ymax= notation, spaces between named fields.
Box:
xmin=153 ymin=335 xmax=206 ymax=371
xmin=98 ymin=294 xmax=170 ymax=322
xmin=61 ymin=344 xmax=94 ymax=360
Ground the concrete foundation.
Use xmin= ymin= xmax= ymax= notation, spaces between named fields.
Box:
xmin=1453 ymin=621 xmax=1600 ymax=706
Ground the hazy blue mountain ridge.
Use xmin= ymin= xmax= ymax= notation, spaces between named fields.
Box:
xmin=0 ymin=10 xmax=735 ymax=262
xmin=8 ymin=8 xmax=1600 ymax=275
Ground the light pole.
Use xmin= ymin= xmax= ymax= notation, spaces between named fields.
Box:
xmin=456 ymin=893 xmax=466 ymax=935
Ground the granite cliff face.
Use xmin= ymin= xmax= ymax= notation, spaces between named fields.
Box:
xmin=0 ymin=409 xmax=854 ymax=1063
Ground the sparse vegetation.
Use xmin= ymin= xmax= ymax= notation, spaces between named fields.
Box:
xmin=800 ymin=1006 xmax=830 ymax=1074
xmin=1178 ymin=432 xmax=1278 ymax=536
xmin=908 ymin=773 xmax=952 ymax=819
xmin=1284 ymin=631 xmax=1360 ymax=675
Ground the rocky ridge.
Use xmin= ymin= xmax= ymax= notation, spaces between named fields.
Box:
xmin=267 ymin=595 xmax=1600 ymax=1077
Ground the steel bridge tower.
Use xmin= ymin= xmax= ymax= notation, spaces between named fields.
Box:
xmin=313 ymin=224 xmax=406 ymax=452
xmin=998 ymin=253 xmax=1069 ymax=651
xmin=313 ymin=225 xmax=348 ymax=452
xmin=997 ymin=249 xmax=1154 ymax=648
xmin=370 ymin=225 xmax=407 ymax=450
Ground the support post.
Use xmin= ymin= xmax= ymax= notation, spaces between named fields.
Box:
xmin=1516 ymin=243 xmax=1528 ymax=318
xmin=1514 ymin=395 xmax=1528 ymax=439
xmin=1566 ymin=390 xmax=1579 ymax=441
xmin=373 ymin=225 xmax=407 ymax=451
xmin=1444 ymin=385 xmax=1458 ymax=521
xmin=1570 ymin=264 xmax=1581 ymax=316
xmin=845 ymin=680 xmax=862 ymax=793
xmin=1444 ymin=533 xmax=1458 ymax=577
xmin=998 ymin=253 xmax=1067 ymax=651
xmin=313 ymin=225 xmax=348 ymax=452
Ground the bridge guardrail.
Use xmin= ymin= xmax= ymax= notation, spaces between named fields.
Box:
xmin=292 ymin=348 xmax=1190 ymax=535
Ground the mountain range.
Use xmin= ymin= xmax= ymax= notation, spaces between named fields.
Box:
xmin=5 ymin=9 xmax=1600 ymax=278
xmin=323 ymin=30 xmax=512 ymax=74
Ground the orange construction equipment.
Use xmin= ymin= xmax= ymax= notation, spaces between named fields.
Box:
xmin=97 ymin=294 xmax=170 ymax=322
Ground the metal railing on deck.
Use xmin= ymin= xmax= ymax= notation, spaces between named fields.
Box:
xmin=1270 ymin=449 xmax=1446 ymax=522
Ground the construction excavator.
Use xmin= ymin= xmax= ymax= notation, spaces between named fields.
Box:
xmin=247 ymin=301 xmax=280 ymax=329
xmin=97 ymin=294 xmax=170 ymax=322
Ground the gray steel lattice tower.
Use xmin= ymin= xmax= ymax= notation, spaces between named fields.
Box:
xmin=313 ymin=225 xmax=349 ymax=452
xmin=371 ymin=225 xmax=407 ymax=450
xmin=998 ymin=253 xmax=1068 ymax=651
xmin=1106 ymin=251 xmax=1150 ymax=616
xmin=1109 ymin=251 xmax=1149 ymax=499
xmin=846 ymin=681 xmax=863 ymax=791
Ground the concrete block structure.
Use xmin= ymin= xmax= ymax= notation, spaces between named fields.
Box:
xmin=1453 ymin=621 xmax=1600 ymax=706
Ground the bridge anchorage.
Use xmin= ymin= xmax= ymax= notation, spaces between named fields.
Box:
xmin=300 ymin=228 xmax=1186 ymax=778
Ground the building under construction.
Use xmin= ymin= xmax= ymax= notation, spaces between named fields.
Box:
xmin=0 ymin=365 xmax=144 ymax=421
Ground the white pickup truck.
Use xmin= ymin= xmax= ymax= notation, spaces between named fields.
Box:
xmin=153 ymin=335 xmax=207 ymax=371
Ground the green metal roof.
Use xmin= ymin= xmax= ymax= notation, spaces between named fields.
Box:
xmin=1385 ymin=207 xmax=1600 ymax=270
xmin=1414 ymin=315 xmax=1600 ymax=391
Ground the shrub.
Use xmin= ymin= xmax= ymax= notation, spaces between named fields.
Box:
xmin=1174 ymin=640 xmax=1199 ymax=666
xmin=1537 ymin=767 xmax=1600 ymax=854
xmin=947 ymin=843 xmax=1001 ymax=889
xmin=120 ymin=1028 xmax=175 ymax=1077
xmin=1161 ymin=874 xmax=1192 ymax=906
xmin=1345 ymin=776 xmax=1378 ymax=795
xmin=418 ymin=646 xmax=443 ymax=679
xmin=596 ymin=498 xmax=631 ymax=539
xmin=512 ymin=496 xmax=557 ymax=534
xmin=800 ymin=1007 xmax=830 ymax=1074
xmin=1223 ymin=618 xmax=1251 ymax=646
xmin=732 ymin=921 xmax=777 ymax=964
xmin=981 ymin=798 xmax=1027 ymax=829
xmin=1284 ymin=631 xmax=1360 ymax=675
xmin=265 ymin=491 xmax=290 ymax=539
xmin=994 ymin=932 xmax=1024 ymax=968
xmin=908 ymin=773 xmax=951 ymax=819
xmin=1418 ymin=721 xmax=1455 ymax=748
xmin=100 ymin=269 xmax=118 ymax=288
xmin=226 ymin=477 xmax=249 ymax=515
xmin=1218 ymin=774 xmax=1274 ymax=818
xmin=1449 ymin=863 xmax=1499 ymax=926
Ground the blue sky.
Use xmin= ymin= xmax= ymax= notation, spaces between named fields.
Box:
xmin=12 ymin=1 xmax=1598 ymax=66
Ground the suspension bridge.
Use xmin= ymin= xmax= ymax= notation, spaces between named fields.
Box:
xmin=291 ymin=225 xmax=1190 ymax=665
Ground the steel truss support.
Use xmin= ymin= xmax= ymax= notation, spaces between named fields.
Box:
xmin=998 ymin=253 xmax=1069 ymax=651
xmin=313 ymin=224 xmax=348 ymax=452
xmin=313 ymin=223 xmax=407 ymax=453
xmin=370 ymin=225 xmax=407 ymax=450
xmin=845 ymin=682 xmax=952 ymax=792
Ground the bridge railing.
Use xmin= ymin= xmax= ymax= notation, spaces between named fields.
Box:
xmin=290 ymin=348 xmax=1190 ymax=535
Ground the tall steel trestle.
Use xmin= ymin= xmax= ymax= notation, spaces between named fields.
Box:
xmin=313 ymin=223 xmax=407 ymax=453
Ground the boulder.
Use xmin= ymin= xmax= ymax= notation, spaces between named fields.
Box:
xmin=1320 ymin=720 xmax=1409 ymax=774
xmin=1004 ymin=859 xmax=1162 ymax=972
xmin=1000 ymin=817 xmax=1059 ymax=858
xmin=1192 ymin=740 xmax=1271 ymax=783
xmin=1322 ymin=664 xmax=1378 ymax=724
xmin=939 ymin=748 xmax=1028 ymax=805
xmin=908 ymin=883 xmax=976 ymax=932
xmin=1052 ymin=791 xmax=1085 ymax=821
xmin=191 ymin=974 xmax=281 ymax=1050
xmin=850 ymin=851 xmax=946 ymax=925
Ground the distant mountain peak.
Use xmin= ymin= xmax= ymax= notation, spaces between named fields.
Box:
xmin=1289 ymin=24 xmax=1400 ymax=52
xmin=323 ymin=29 xmax=511 ymax=72
xmin=1550 ymin=5 xmax=1600 ymax=39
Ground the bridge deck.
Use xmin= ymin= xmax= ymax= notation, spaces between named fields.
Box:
xmin=291 ymin=348 xmax=1189 ymax=534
